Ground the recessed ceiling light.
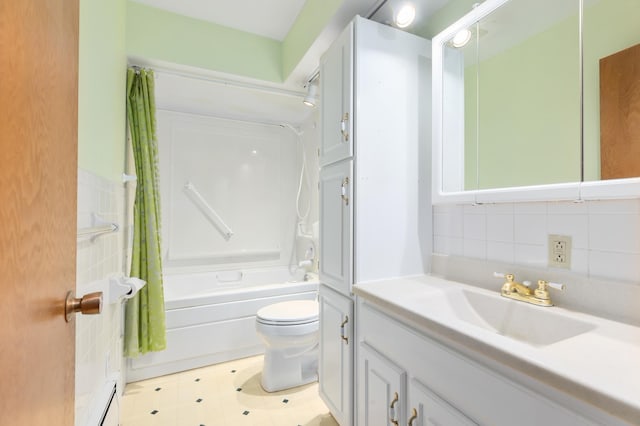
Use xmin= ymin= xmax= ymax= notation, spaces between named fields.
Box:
xmin=452 ymin=28 xmax=472 ymax=48
xmin=395 ymin=4 xmax=416 ymax=28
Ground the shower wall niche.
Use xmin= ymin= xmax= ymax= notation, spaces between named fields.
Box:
xmin=157 ymin=110 xmax=299 ymax=270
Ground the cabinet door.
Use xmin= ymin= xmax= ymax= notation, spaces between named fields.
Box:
xmin=319 ymin=160 xmax=352 ymax=295
xmin=319 ymin=285 xmax=353 ymax=426
xmin=357 ymin=342 xmax=407 ymax=426
xmin=407 ymin=378 xmax=477 ymax=426
xmin=320 ymin=21 xmax=353 ymax=166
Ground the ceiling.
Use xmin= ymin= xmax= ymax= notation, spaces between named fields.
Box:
xmin=130 ymin=0 xmax=308 ymax=41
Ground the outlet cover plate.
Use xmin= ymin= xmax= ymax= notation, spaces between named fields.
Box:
xmin=548 ymin=234 xmax=572 ymax=269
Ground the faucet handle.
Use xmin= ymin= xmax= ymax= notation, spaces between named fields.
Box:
xmin=494 ymin=272 xmax=515 ymax=282
xmin=547 ymin=281 xmax=565 ymax=291
xmin=535 ymin=280 xmax=565 ymax=304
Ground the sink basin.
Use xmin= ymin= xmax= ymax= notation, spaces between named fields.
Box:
xmin=437 ymin=289 xmax=596 ymax=346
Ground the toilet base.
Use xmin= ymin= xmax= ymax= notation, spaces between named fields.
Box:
xmin=260 ymin=345 xmax=318 ymax=392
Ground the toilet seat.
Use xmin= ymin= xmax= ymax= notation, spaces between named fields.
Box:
xmin=256 ymin=300 xmax=319 ymax=326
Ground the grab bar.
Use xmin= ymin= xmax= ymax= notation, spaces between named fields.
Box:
xmin=77 ymin=223 xmax=119 ymax=240
xmin=183 ymin=182 xmax=233 ymax=241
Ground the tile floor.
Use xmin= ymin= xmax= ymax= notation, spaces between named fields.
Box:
xmin=120 ymin=355 xmax=338 ymax=426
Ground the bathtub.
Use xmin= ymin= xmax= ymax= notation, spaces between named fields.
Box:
xmin=127 ymin=268 xmax=318 ymax=382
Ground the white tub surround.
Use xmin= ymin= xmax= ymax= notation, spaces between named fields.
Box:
xmin=353 ymin=275 xmax=640 ymax=426
xmin=127 ymin=269 xmax=318 ymax=382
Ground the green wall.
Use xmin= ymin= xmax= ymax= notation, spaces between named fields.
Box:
xmin=282 ymin=0 xmax=342 ymax=78
xmin=78 ymin=0 xmax=127 ymax=182
xmin=126 ymin=1 xmax=341 ymax=83
xmin=126 ymin=1 xmax=282 ymax=82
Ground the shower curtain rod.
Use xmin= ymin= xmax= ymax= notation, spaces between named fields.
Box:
xmin=156 ymin=107 xmax=299 ymax=130
xmin=129 ymin=63 xmax=306 ymax=99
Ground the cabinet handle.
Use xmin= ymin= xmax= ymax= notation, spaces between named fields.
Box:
xmin=389 ymin=391 xmax=399 ymax=426
xmin=340 ymin=315 xmax=349 ymax=344
xmin=340 ymin=112 xmax=350 ymax=142
xmin=341 ymin=177 xmax=349 ymax=206
xmin=408 ymin=408 xmax=418 ymax=425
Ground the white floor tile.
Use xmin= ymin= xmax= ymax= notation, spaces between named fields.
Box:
xmin=121 ymin=355 xmax=337 ymax=426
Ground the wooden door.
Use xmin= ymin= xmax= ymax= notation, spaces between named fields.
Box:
xmin=600 ymin=42 xmax=640 ymax=179
xmin=0 ymin=0 xmax=79 ymax=424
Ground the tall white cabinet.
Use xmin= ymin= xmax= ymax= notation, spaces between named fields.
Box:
xmin=318 ymin=16 xmax=432 ymax=426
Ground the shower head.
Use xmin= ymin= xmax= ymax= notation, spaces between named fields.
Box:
xmin=280 ymin=123 xmax=304 ymax=137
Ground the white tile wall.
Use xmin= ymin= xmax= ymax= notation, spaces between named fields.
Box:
xmin=433 ymin=199 xmax=640 ymax=284
xmin=75 ymin=169 xmax=127 ymax=426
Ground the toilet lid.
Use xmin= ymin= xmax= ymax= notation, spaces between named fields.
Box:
xmin=256 ymin=300 xmax=319 ymax=325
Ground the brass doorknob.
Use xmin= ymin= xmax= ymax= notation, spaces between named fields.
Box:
xmin=65 ymin=290 xmax=103 ymax=322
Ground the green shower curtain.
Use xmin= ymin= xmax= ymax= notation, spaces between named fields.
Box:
xmin=124 ymin=68 xmax=167 ymax=357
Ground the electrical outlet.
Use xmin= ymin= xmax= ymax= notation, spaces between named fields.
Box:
xmin=548 ymin=234 xmax=571 ymax=268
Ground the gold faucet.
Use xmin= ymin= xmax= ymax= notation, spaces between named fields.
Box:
xmin=494 ymin=273 xmax=564 ymax=307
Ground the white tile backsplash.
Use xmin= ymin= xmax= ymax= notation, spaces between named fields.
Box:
xmin=487 ymin=213 xmax=514 ymax=242
xmin=75 ymin=169 xmax=126 ymax=426
xmin=433 ymin=199 xmax=640 ymax=284
xmin=589 ymin=214 xmax=640 ymax=253
xmin=463 ymin=213 xmax=486 ymax=240
xmin=514 ymin=214 xmax=547 ymax=245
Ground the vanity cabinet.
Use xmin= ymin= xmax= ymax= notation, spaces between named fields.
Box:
xmin=319 ymin=285 xmax=353 ymax=426
xmin=356 ymin=297 xmax=599 ymax=426
xmin=318 ymin=15 xmax=431 ymax=425
xmin=357 ymin=326 xmax=476 ymax=426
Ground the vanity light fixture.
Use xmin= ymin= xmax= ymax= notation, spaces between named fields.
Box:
xmin=395 ymin=3 xmax=416 ymax=28
xmin=451 ymin=28 xmax=472 ymax=48
xmin=303 ymin=79 xmax=318 ymax=107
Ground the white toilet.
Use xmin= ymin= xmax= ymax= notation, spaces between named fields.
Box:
xmin=255 ymin=300 xmax=319 ymax=392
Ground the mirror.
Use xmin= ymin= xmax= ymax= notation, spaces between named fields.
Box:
xmin=433 ymin=0 xmax=640 ymax=202
xmin=583 ymin=0 xmax=640 ymax=181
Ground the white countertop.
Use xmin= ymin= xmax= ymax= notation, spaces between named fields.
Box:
xmin=353 ymin=275 xmax=640 ymax=425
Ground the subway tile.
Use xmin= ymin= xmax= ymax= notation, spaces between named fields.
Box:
xmin=463 ymin=239 xmax=486 ymax=260
xmin=569 ymin=248 xmax=589 ymax=276
xmin=547 ymin=214 xmax=588 ymax=249
xmin=487 ymin=241 xmax=515 ymax=264
xmin=588 ymin=250 xmax=640 ymax=283
xmin=485 ymin=203 xmax=514 ymax=215
xmin=486 ymin=213 xmax=514 ymax=243
xmin=433 ymin=236 xmax=448 ymax=254
xmin=464 ymin=213 xmax=486 ymax=240
xmin=514 ymin=202 xmax=547 ymax=215
xmin=589 ymin=214 xmax=640 ymax=254
xmin=463 ymin=203 xmax=486 ymax=215
xmin=514 ymin=214 xmax=547 ymax=245
xmin=514 ymin=243 xmax=547 ymax=268
xmin=587 ymin=199 xmax=640 ymax=215
xmin=547 ymin=200 xmax=589 ymax=215
xmin=448 ymin=237 xmax=465 ymax=256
